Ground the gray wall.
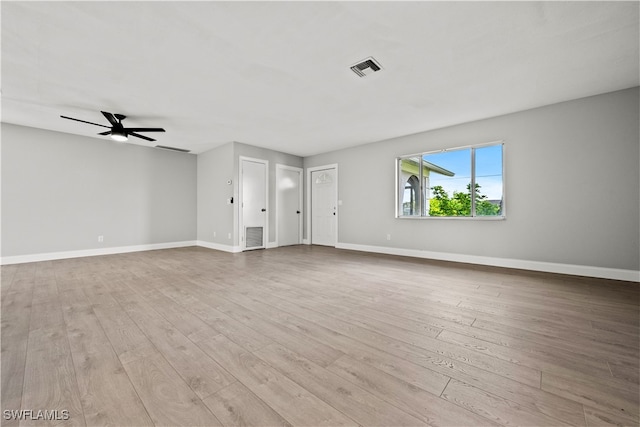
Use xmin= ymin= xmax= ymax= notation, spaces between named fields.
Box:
xmin=4 ymin=88 xmax=638 ymax=273
xmin=2 ymin=123 xmax=197 ymax=256
xmin=304 ymin=88 xmax=640 ymax=271
xmin=196 ymin=141 xmax=302 ymax=248
xmin=197 ymin=141 xmax=235 ymax=246
xmin=233 ymin=142 xmax=303 ymax=245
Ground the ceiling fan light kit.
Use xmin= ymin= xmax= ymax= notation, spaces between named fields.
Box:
xmin=110 ymin=130 xmax=128 ymax=142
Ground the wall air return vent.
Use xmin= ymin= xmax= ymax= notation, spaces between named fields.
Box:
xmin=350 ymin=57 xmax=383 ymax=77
xmin=155 ymin=145 xmax=191 ymax=153
xmin=245 ymin=227 xmax=264 ymax=249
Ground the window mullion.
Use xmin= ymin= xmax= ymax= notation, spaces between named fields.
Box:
xmin=470 ymin=147 xmax=476 ymax=217
xmin=418 ymin=156 xmax=424 ymax=216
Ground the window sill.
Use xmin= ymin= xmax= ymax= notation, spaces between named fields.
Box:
xmin=396 ymin=215 xmax=506 ymax=220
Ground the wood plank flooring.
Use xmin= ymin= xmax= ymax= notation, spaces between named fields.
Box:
xmin=1 ymin=246 xmax=638 ymax=426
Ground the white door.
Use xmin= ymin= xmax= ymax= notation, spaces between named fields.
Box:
xmin=277 ymin=166 xmax=302 ymax=246
xmin=241 ymin=158 xmax=267 ymax=250
xmin=311 ymin=168 xmax=336 ymax=246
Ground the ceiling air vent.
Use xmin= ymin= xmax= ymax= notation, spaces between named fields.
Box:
xmin=155 ymin=145 xmax=191 ymax=153
xmin=350 ymin=57 xmax=382 ymax=77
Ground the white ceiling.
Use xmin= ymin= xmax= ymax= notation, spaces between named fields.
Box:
xmin=2 ymin=1 xmax=638 ymax=156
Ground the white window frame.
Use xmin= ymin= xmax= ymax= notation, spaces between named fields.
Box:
xmin=396 ymin=140 xmax=505 ymax=220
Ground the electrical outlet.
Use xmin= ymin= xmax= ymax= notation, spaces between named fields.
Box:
xmin=98 ymin=235 xmax=104 ymax=243
xmin=386 ymin=234 xmax=391 ymax=241
xmin=213 ymin=231 xmax=217 ymax=238
xmin=228 ymin=233 xmax=231 ymax=239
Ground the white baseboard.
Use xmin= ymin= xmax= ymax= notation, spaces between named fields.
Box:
xmin=1 ymin=241 xmax=197 ymax=265
xmin=302 ymin=239 xmax=310 ymax=245
xmin=266 ymin=241 xmax=278 ymax=249
xmin=335 ymin=242 xmax=640 ymax=282
xmin=196 ymin=240 xmax=242 ymax=253
xmin=6 ymin=239 xmax=635 ymax=282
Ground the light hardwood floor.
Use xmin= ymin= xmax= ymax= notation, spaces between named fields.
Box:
xmin=1 ymin=246 xmax=638 ymax=426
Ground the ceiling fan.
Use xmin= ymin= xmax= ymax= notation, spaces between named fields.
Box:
xmin=60 ymin=111 xmax=165 ymax=142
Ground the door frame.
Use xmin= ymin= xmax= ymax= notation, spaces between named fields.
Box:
xmin=275 ymin=164 xmax=303 ymax=247
xmin=239 ymin=156 xmax=269 ymax=251
xmin=306 ymin=164 xmax=338 ymax=247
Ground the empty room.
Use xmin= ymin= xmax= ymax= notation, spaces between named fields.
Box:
xmin=1 ymin=2 xmax=639 ymax=426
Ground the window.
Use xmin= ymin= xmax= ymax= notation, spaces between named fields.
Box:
xmin=402 ymin=174 xmax=420 ymax=216
xmin=397 ymin=142 xmax=504 ymax=218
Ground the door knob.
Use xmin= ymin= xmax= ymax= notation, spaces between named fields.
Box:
xmin=261 ymin=208 xmax=266 ymax=212
xmin=296 ymin=210 xmax=301 ymax=214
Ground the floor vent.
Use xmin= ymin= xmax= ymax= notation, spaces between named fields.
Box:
xmin=155 ymin=145 xmax=191 ymax=153
xmin=245 ymin=227 xmax=264 ymax=249
xmin=350 ymin=57 xmax=382 ymax=77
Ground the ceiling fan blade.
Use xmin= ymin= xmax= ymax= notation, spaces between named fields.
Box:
xmin=61 ymin=115 xmax=111 ymax=128
xmin=122 ymin=127 xmax=165 ymax=132
xmin=97 ymin=131 xmax=111 ymax=135
xmin=101 ymin=111 xmax=119 ymax=126
xmin=129 ymin=132 xmax=156 ymax=142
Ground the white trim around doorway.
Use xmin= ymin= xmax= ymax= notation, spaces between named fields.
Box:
xmin=239 ymin=156 xmax=269 ymax=251
xmin=306 ymin=164 xmax=338 ymax=247
xmin=275 ymin=164 xmax=303 ymax=248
